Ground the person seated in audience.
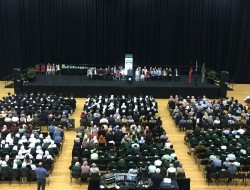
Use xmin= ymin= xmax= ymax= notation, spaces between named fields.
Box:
xmin=20 ymin=162 xmax=30 ymax=176
xmin=227 ymin=163 xmax=237 ymax=181
xmin=148 ymin=161 xmax=157 ymax=174
xmin=98 ymin=135 xmax=107 ymax=146
xmin=24 ymin=154 xmax=32 ymax=167
xmin=160 ymin=132 xmax=168 ymax=141
xmin=128 ymin=165 xmax=138 ymax=174
xmin=223 ymin=158 xmax=231 ymax=168
xmin=1 ymin=160 xmax=10 ymax=174
xmin=90 ymin=163 xmax=100 ymax=177
xmin=176 ymin=163 xmax=185 ymax=174
xmin=90 ymin=149 xmax=99 ymax=161
xmin=89 ymin=136 xmax=98 ymax=148
xmin=81 ymin=161 xmax=90 ymax=175
xmin=11 ymin=163 xmax=19 ymax=176
xmin=1 ymin=125 xmax=9 ymax=138
xmin=167 ymin=163 xmax=176 ymax=177
xmin=70 ymin=162 xmax=81 ymax=173
xmin=4 ymin=155 xmax=12 ymax=167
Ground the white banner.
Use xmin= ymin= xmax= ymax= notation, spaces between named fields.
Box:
xmin=125 ymin=54 xmax=133 ymax=75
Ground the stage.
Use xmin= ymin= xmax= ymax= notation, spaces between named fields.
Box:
xmin=22 ymin=75 xmax=220 ymax=98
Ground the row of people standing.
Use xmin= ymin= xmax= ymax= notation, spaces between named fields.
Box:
xmin=87 ymin=66 xmax=180 ymax=81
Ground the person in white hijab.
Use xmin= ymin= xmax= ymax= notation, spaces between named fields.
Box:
xmin=45 ymin=135 xmax=52 ymax=143
xmin=1 ymin=161 xmax=8 ymax=167
xmin=31 ymin=164 xmax=36 ymax=170
xmin=18 ymin=152 xmax=25 ymax=160
xmin=12 ymin=145 xmax=18 ymax=151
xmin=1 ymin=140 xmax=5 ymax=148
xmin=44 ymin=150 xmax=50 ymax=157
xmin=46 ymin=155 xmax=54 ymax=160
xmin=18 ymin=145 xmax=27 ymax=155
xmin=5 ymin=133 xmax=13 ymax=143
xmin=12 ymin=163 xmax=18 ymax=169
xmin=21 ymin=136 xmax=28 ymax=143
xmin=28 ymin=134 xmax=36 ymax=143
xmin=9 ymin=138 xmax=14 ymax=146
xmin=139 ymin=137 xmax=145 ymax=144
xmin=39 ymin=133 xmax=44 ymax=139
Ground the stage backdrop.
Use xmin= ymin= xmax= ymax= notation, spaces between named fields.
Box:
xmin=0 ymin=0 xmax=250 ymax=83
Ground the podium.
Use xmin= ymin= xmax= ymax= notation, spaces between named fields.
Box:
xmin=126 ymin=69 xmax=133 ymax=85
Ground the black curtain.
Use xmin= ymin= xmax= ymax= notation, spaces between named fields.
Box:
xmin=0 ymin=0 xmax=250 ymax=82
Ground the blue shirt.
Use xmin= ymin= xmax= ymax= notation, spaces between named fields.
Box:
xmin=49 ymin=125 xmax=56 ymax=133
xmin=213 ymin=158 xmax=222 ymax=167
xmin=54 ymin=130 xmax=62 ymax=138
xmin=227 ymin=166 xmax=237 ymax=174
xmin=35 ymin=167 xmax=48 ymax=180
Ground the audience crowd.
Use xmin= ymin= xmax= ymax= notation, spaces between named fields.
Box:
xmin=70 ymin=95 xmax=185 ymax=182
xmin=0 ymin=92 xmax=74 ymax=183
xmin=168 ymin=95 xmax=250 ymax=184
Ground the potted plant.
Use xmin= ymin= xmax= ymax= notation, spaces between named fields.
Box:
xmin=27 ymin=67 xmax=36 ymax=81
xmin=206 ymin=69 xmax=216 ymax=84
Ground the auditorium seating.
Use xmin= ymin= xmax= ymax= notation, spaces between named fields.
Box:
xmin=70 ymin=95 xmax=186 ymax=184
xmin=168 ymin=94 xmax=250 ymax=186
xmin=0 ymin=92 xmax=76 ymax=129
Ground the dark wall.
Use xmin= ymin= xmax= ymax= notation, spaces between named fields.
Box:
xmin=0 ymin=0 xmax=250 ymax=83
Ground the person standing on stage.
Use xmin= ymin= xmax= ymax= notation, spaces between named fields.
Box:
xmin=34 ymin=162 xmax=48 ymax=190
xmin=201 ymin=63 xmax=206 ymax=83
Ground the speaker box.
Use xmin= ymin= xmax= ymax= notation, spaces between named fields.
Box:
xmin=13 ymin=68 xmax=23 ymax=94
xmin=13 ymin=68 xmax=21 ymax=79
xmin=220 ymin=71 xmax=229 ymax=98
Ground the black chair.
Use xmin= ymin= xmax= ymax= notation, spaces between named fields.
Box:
xmin=10 ymin=170 xmax=20 ymax=185
xmin=235 ymin=173 xmax=245 ymax=186
xmin=167 ymin=172 xmax=176 ymax=179
xmin=88 ymin=178 xmax=100 ymax=190
xmin=81 ymin=172 xmax=90 ymax=183
xmin=1 ymin=170 xmax=11 ymax=185
xmin=217 ymin=170 xmax=229 ymax=186
xmin=89 ymin=173 xmax=100 ymax=180
xmin=70 ymin=172 xmax=81 ymax=186
xmin=68 ymin=119 xmax=75 ymax=130
xmin=19 ymin=170 xmax=31 ymax=185
xmin=208 ymin=173 xmax=218 ymax=186
xmin=245 ymin=173 xmax=250 ymax=186
xmin=177 ymin=172 xmax=186 ymax=179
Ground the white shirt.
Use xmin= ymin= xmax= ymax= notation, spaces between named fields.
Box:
xmin=148 ymin=165 xmax=156 ymax=173
xmin=237 ymin=128 xmax=245 ymax=135
xmin=154 ymin=159 xmax=162 ymax=167
xmin=167 ymin=167 xmax=176 ymax=174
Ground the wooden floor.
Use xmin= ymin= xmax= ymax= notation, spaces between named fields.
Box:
xmin=0 ymin=81 xmax=249 ymax=190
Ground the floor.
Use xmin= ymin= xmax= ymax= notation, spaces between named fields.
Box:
xmin=0 ymin=81 xmax=249 ymax=190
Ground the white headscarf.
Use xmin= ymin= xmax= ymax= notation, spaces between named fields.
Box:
xmin=6 ymin=133 xmax=13 ymax=143
xmin=12 ymin=163 xmax=18 ymax=169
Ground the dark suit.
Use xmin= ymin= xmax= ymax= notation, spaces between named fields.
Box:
xmin=151 ymin=173 xmax=163 ymax=190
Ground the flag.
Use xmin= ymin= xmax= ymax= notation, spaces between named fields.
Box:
xmin=201 ymin=63 xmax=206 ymax=75
xmin=188 ymin=67 xmax=193 ymax=83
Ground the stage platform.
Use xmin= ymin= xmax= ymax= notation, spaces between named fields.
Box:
xmin=22 ymin=75 xmax=220 ymax=98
